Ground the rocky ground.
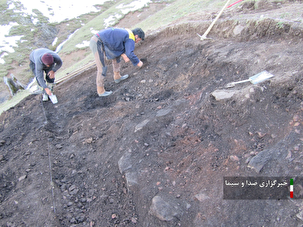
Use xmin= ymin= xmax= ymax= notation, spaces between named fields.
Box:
xmin=1 ymin=1 xmax=303 ymax=226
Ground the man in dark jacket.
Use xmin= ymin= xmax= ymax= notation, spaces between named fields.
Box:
xmin=29 ymin=48 xmax=62 ymax=101
xmin=90 ymin=27 xmax=144 ymax=96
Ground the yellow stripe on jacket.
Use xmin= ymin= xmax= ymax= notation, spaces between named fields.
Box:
xmin=126 ymin=29 xmax=135 ymax=41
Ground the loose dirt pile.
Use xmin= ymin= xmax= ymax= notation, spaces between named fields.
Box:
xmin=1 ymin=1 xmax=303 ymax=226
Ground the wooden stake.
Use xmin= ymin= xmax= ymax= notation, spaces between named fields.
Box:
xmin=198 ymin=0 xmax=232 ymax=40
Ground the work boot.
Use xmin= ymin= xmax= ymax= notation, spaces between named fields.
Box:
xmin=97 ymin=85 xmax=105 ymax=95
xmin=114 ymin=72 xmax=129 ymax=84
xmin=42 ymin=93 xmax=49 ymax=101
xmin=97 ymin=86 xmax=112 ymax=97
xmin=98 ymin=91 xmax=113 ymax=97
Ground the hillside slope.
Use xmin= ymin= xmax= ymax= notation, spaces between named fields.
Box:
xmin=1 ymin=1 xmax=303 ymax=226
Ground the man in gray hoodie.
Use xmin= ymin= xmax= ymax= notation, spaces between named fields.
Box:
xmin=29 ymin=48 xmax=62 ymax=101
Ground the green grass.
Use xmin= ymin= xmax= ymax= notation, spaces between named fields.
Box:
xmin=135 ymin=0 xmax=224 ymax=32
xmin=0 ymin=90 xmax=31 ymax=115
xmin=0 ymin=0 xmax=7 ymax=5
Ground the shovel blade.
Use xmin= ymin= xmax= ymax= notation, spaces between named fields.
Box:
xmin=225 ymin=70 xmax=274 ymax=88
xmin=249 ymin=70 xmax=274 ymax=84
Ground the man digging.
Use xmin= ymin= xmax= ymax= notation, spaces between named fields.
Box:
xmin=29 ymin=48 xmax=63 ymax=103
xmin=90 ymin=27 xmax=145 ymax=96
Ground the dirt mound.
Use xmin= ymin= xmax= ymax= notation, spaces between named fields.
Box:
xmin=1 ymin=1 xmax=303 ymax=226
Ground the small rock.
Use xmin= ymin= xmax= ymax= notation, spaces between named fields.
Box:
xmin=244 ymin=153 xmax=251 ymax=158
xmin=118 ymin=151 xmax=133 ymax=174
xmin=229 ymin=155 xmax=239 ymax=162
xmin=55 ymin=144 xmax=63 ymax=149
xmin=195 ymin=193 xmax=209 ymax=202
xmin=293 ymin=115 xmax=300 ymax=122
xmin=297 ymin=210 xmax=303 ymax=221
xmin=83 ymin=137 xmax=93 ymax=144
xmin=294 ymin=145 xmax=300 ymax=151
xmin=156 ymin=108 xmax=171 ymax=117
xmin=125 ymin=172 xmax=138 ymax=187
xmin=70 ymin=218 xmax=77 ymax=224
xmin=233 ymin=24 xmax=245 ymax=35
xmin=150 ymin=196 xmax=179 ymax=221
xmin=286 ymin=150 xmax=292 ymax=159
xmin=69 ymin=185 xmax=77 ymax=192
xmin=134 ymin=119 xmax=150 ymax=132
xmin=18 ymin=175 xmax=27 ymax=181
xmin=0 ymin=140 xmax=5 ymax=146
xmin=257 ymin=131 xmax=266 ymax=138
xmin=131 ymin=217 xmax=137 ymax=223
xmin=211 ymin=90 xmax=236 ymax=101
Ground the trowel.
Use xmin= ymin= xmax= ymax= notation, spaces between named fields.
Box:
xmin=225 ymin=70 xmax=274 ymax=88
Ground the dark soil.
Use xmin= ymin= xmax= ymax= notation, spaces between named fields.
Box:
xmin=1 ymin=1 xmax=303 ymax=226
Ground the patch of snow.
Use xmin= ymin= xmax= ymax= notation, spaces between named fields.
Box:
xmin=116 ymin=0 xmax=151 ymax=15
xmin=103 ymin=0 xmax=151 ymax=28
xmin=90 ymin=28 xmax=99 ymax=34
xmin=0 ymin=53 xmax=9 ymax=64
xmin=52 ymin=37 xmax=58 ymax=47
xmin=0 ymin=22 xmax=24 ymax=64
xmin=104 ymin=14 xmax=123 ymax=28
xmin=76 ymin=41 xmax=90 ymax=48
xmin=13 ymin=0 xmax=108 ymax=23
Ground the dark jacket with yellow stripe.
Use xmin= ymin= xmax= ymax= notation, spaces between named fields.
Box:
xmin=97 ymin=28 xmax=140 ymax=66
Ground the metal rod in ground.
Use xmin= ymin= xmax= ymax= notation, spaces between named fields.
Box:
xmin=40 ymin=99 xmax=56 ymax=213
